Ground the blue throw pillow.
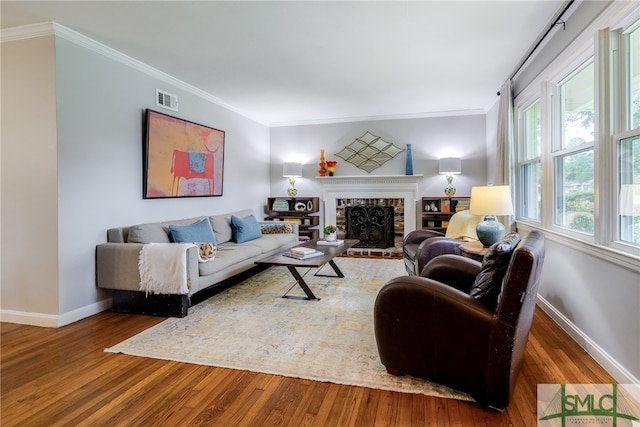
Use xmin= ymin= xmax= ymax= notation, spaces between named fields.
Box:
xmin=169 ymin=218 xmax=217 ymax=245
xmin=231 ymin=214 xmax=262 ymax=243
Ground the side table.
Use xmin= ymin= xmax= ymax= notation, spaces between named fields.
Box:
xmin=459 ymin=240 xmax=488 ymax=262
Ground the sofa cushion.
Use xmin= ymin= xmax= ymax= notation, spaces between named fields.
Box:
xmin=231 ymin=214 xmax=262 ymax=243
xmin=469 ymin=233 xmax=521 ymax=311
xmin=261 ymin=223 xmax=293 ymax=234
xmin=127 ymin=224 xmax=171 ymax=244
xmin=169 ymin=218 xmax=218 ymax=245
xmin=244 ymin=233 xmax=298 ymax=253
xmin=198 ymin=244 xmax=262 ymax=276
xmin=209 ymin=209 xmax=253 ymax=243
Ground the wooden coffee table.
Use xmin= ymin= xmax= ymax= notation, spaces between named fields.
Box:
xmin=255 ymin=239 xmax=359 ymax=300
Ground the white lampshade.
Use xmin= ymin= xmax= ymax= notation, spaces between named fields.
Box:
xmin=283 ymin=162 xmax=302 ymax=178
xmin=469 ymin=185 xmax=514 ymax=216
xmin=438 ymin=157 xmax=462 ymax=174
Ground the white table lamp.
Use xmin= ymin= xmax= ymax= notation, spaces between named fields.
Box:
xmin=439 ymin=157 xmax=462 ymax=197
xmin=283 ymin=162 xmax=302 ymax=197
xmin=469 ymin=185 xmax=514 ymax=247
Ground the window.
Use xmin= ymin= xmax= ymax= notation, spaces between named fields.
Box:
xmin=514 ymin=8 xmax=640 ymax=261
xmin=628 ymin=26 xmax=640 ymax=129
xmin=553 ymin=61 xmax=595 ymax=234
xmin=519 ymin=101 xmax=541 ymax=221
xmin=617 ymin=132 xmax=640 ymax=246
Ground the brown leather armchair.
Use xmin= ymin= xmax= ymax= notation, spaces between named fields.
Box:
xmin=375 ymin=230 xmax=545 ymax=409
xmin=403 ymin=210 xmax=482 ymax=275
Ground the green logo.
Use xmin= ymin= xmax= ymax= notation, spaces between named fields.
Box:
xmin=538 ymin=384 xmax=640 ymax=426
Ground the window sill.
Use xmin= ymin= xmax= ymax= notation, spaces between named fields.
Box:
xmin=516 ymin=221 xmax=640 ymax=274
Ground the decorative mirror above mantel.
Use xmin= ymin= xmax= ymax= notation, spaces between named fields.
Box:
xmin=335 ymin=131 xmax=404 ymax=173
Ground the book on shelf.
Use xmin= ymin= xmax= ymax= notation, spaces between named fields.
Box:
xmin=271 ymin=199 xmax=290 ymax=211
xmin=290 ymin=246 xmax=316 ymax=255
xmin=456 ymin=200 xmax=470 ymax=211
xmin=316 ymin=239 xmax=344 ymax=246
xmin=282 ymin=250 xmax=324 ymax=260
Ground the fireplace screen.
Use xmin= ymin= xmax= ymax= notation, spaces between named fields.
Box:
xmin=345 ymin=205 xmax=395 ymax=248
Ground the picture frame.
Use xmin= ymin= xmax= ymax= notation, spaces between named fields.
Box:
xmin=143 ymin=109 xmax=225 ymax=199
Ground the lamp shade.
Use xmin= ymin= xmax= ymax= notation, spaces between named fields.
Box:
xmin=283 ymin=162 xmax=302 ymax=178
xmin=469 ymin=185 xmax=514 ymax=216
xmin=439 ymin=157 xmax=462 ymax=174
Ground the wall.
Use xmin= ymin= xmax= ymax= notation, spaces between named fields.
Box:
xmin=535 ymin=235 xmax=640 ymax=382
xmin=269 ymin=115 xmax=487 ymax=229
xmin=1 ymin=29 xmax=270 ymax=326
xmin=1 ymin=36 xmax=59 ymax=322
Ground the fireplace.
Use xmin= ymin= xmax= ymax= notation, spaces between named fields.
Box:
xmin=320 ymin=175 xmax=422 ymax=256
xmin=345 ymin=205 xmax=395 ymax=248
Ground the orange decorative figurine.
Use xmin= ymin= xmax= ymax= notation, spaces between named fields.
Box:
xmin=318 ymin=149 xmax=327 ymax=177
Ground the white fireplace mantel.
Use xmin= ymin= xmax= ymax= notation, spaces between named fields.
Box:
xmin=318 ymin=174 xmax=423 ymax=236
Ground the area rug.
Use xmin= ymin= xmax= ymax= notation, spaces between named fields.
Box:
xmin=106 ymin=258 xmax=472 ymax=401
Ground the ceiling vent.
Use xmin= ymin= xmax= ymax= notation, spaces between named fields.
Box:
xmin=156 ymin=89 xmax=178 ymax=111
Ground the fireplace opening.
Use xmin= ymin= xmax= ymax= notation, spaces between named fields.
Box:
xmin=345 ymin=205 xmax=395 ymax=249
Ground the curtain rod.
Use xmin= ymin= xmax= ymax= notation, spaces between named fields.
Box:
xmin=498 ymin=0 xmax=575 ymax=95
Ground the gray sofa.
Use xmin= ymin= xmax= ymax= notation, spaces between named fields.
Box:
xmin=96 ymin=209 xmax=299 ymax=317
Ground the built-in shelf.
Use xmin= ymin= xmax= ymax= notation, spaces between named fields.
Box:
xmin=420 ymin=197 xmax=470 ymax=233
xmin=265 ymin=197 xmax=320 ymax=241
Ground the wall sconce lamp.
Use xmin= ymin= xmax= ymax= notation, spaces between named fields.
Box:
xmin=469 ymin=185 xmax=514 ymax=247
xmin=283 ymin=162 xmax=302 ymax=197
xmin=439 ymin=157 xmax=462 ymax=197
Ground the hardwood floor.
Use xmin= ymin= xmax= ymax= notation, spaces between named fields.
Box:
xmin=2 ymin=306 xmax=614 ymax=426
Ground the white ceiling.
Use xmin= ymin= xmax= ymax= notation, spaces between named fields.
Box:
xmin=1 ymin=1 xmax=564 ymax=126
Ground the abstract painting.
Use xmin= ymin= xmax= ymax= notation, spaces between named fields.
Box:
xmin=143 ymin=109 xmax=225 ymax=198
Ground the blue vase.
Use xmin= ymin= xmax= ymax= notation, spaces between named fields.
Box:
xmin=405 ymin=144 xmax=413 ymax=175
xmin=476 ymin=216 xmax=506 ymax=247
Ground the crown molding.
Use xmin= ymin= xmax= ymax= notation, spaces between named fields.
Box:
xmin=1 ymin=21 xmax=268 ymax=126
xmin=268 ymin=108 xmax=485 ymax=128
xmin=0 ymin=22 xmax=55 ymax=42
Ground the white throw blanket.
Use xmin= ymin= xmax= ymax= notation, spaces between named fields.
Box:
xmin=445 ymin=210 xmax=482 ymax=241
xmin=138 ymin=243 xmax=194 ymax=295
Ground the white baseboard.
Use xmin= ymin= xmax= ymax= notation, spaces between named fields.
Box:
xmin=58 ymin=298 xmax=112 ymax=327
xmin=537 ymin=295 xmax=639 ymax=385
xmin=1 ymin=297 xmax=112 ymax=328
xmin=1 ymin=310 xmax=58 ymax=327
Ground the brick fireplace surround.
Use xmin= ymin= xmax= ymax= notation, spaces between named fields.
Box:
xmin=319 ymin=175 xmax=422 ymax=257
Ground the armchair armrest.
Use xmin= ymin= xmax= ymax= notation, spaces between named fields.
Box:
xmin=414 ymin=237 xmax=463 ymax=276
xmin=96 ymin=243 xmax=199 ymax=293
xmin=403 ymin=229 xmax=444 ymax=246
xmin=420 ymin=254 xmax=481 ymax=293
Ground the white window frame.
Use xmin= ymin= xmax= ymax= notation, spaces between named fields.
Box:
xmin=609 ymin=128 xmax=640 ymax=254
xmin=548 ymin=55 xmax=596 ymax=242
xmin=513 ymin=2 xmax=640 ymax=272
xmin=516 ymin=98 xmax=543 ymax=223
